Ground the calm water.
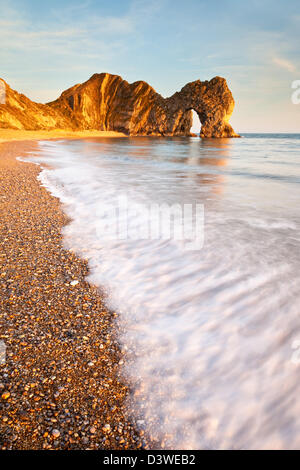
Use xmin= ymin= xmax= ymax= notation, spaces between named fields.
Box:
xmin=25 ymin=134 xmax=300 ymax=449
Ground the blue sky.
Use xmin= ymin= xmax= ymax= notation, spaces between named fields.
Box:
xmin=1 ymin=0 xmax=300 ymax=132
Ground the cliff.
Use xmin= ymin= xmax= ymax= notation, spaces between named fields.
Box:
xmin=0 ymin=73 xmax=239 ymax=138
xmin=0 ymin=80 xmax=71 ymax=131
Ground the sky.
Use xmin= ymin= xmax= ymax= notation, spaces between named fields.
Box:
xmin=1 ymin=0 xmax=300 ymax=133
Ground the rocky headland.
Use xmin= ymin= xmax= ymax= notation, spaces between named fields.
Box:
xmin=0 ymin=73 xmax=239 ymax=138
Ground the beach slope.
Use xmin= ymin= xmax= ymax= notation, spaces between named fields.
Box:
xmin=0 ymin=140 xmax=147 ymax=450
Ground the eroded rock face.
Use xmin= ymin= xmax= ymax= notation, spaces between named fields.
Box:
xmin=0 ymin=73 xmax=239 ymax=137
xmin=0 ymin=80 xmax=71 ymax=130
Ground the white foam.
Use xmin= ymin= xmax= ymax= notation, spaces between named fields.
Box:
xmin=23 ymin=137 xmax=300 ymax=449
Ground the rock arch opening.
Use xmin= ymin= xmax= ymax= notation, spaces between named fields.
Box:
xmin=190 ymin=109 xmax=201 ymax=135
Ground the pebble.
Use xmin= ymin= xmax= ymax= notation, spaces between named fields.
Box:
xmin=0 ymin=146 xmax=155 ymax=451
xmin=102 ymin=424 xmax=111 ymax=433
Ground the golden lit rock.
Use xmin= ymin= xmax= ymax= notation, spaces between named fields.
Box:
xmin=0 ymin=73 xmax=239 ymax=138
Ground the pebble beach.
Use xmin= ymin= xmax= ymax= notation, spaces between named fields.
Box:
xmin=0 ymin=139 xmax=150 ymax=450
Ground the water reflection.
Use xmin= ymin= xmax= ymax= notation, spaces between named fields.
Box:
xmin=64 ymin=136 xmax=234 ymax=198
xmin=184 ymin=138 xmax=232 ymax=194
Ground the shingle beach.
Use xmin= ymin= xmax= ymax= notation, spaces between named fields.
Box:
xmin=0 ymin=139 xmax=151 ymax=450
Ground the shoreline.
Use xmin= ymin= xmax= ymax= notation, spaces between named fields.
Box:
xmin=0 ymin=129 xmax=127 ymax=145
xmin=0 ymin=129 xmax=203 ymax=145
xmin=0 ymin=140 xmax=152 ymax=450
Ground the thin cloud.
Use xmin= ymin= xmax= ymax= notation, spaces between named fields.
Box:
xmin=0 ymin=7 xmax=133 ymax=60
xmin=91 ymin=16 xmax=134 ymax=34
xmin=0 ymin=0 xmax=165 ymax=63
xmin=272 ymin=56 xmax=296 ymax=72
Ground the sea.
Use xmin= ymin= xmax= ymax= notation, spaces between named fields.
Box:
xmin=23 ymin=133 xmax=300 ymax=449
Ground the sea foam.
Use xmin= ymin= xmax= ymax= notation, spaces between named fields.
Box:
xmin=24 ymin=135 xmax=300 ymax=449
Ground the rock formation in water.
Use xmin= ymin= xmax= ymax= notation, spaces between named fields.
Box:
xmin=0 ymin=73 xmax=239 ymax=137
